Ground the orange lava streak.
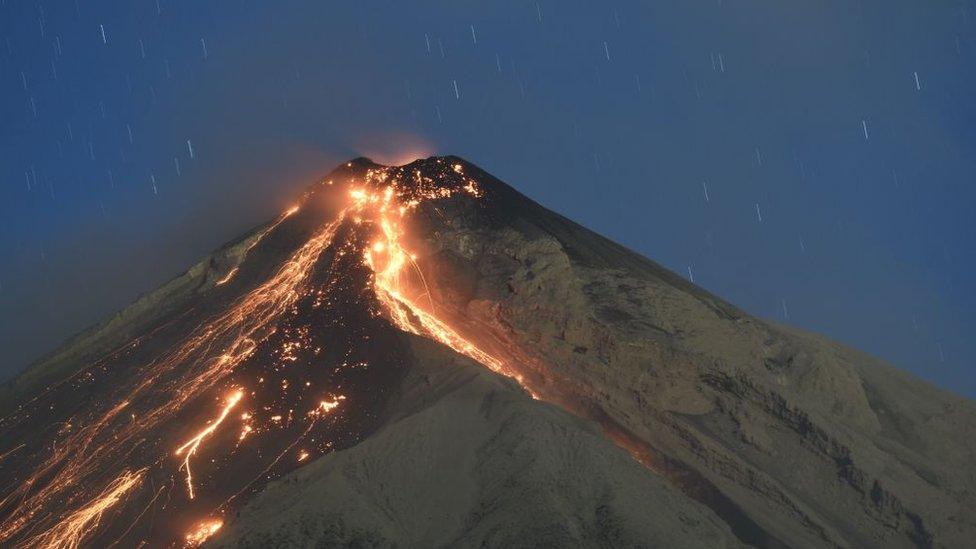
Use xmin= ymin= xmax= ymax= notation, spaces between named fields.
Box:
xmin=175 ymin=390 xmax=244 ymax=500
xmin=353 ymin=176 xmax=529 ymax=390
xmin=25 ymin=469 xmax=144 ymax=549
xmin=213 ymin=267 xmax=239 ymax=286
xmin=184 ymin=518 xmax=222 ymax=547
xmin=216 ymin=205 xmax=301 ymax=286
xmin=314 ymin=396 xmax=346 ymax=415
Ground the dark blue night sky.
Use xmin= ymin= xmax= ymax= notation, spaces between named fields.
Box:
xmin=1 ymin=1 xmax=974 ymax=397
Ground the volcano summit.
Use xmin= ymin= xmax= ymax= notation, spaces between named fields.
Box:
xmin=0 ymin=157 xmax=973 ymax=548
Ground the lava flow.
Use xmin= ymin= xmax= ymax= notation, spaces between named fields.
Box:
xmin=351 ymin=165 xmax=527 ymax=388
xmin=0 ymin=158 xmax=530 ymax=548
xmin=25 ymin=469 xmax=145 ymax=549
xmin=0 ymin=201 xmax=352 ymax=547
xmin=175 ymin=389 xmax=244 ymax=500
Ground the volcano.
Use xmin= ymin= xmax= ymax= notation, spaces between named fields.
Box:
xmin=1 ymin=156 xmax=973 ymax=548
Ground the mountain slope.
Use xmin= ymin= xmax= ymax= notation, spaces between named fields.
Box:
xmin=1 ymin=156 xmax=973 ymax=548
xmin=384 ymin=156 xmax=976 ymax=548
xmin=213 ymin=335 xmax=744 ymax=548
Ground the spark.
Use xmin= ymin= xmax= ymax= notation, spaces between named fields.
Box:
xmin=0 ymin=443 xmax=25 ymax=464
xmin=175 ymin=390 xmax=244 ymax=499
xmin=218 ymin=396 xmax=345 ymax=512
xmin=185 ymin=519 xmax=222 ymax=547
xmin=316 ymin=397 xmax=345 ymax=414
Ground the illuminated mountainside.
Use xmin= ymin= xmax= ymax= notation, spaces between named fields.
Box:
xmin=1 ymin=156 xmax=974 ymax=548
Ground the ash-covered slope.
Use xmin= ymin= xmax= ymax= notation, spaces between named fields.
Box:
xmin=359 ymin=156 xmax=976 ymax=548
xmin=213 ymin=335 xmax=744 ymax=548
xmin=1 ymin=156 xmax=973 ymax=548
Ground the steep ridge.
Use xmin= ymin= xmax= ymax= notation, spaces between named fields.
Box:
xmin=1 ymin=156 xmax=973 ymax=548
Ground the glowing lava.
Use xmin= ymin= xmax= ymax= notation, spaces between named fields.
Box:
xmin=26 ymin=469 xmax=144 ymax=549
xmin=185 ymin=518 xmax=223 ymax=547
xmin=0 ymin=160 xmax=527 ymax=547
xmin=352 ymin=168 xmax=527 ymax=388
xmin=215 ymin=204 xmax=301 ymax=287
xmin=0 ymin=206 xmax=345 ymax=547
xmin=175 ymin=389 xmax=244 ymax=500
